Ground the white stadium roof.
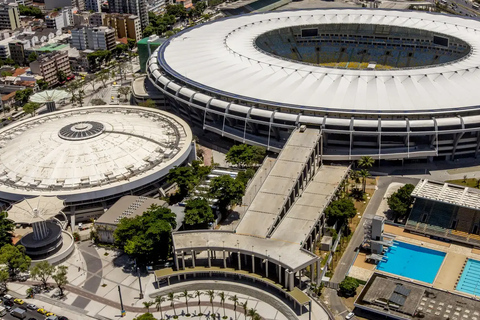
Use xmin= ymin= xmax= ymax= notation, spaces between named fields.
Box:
xmin=160 ymin=9 xmax=480 ymax=114
xmin=0 ymin=106 xmax=192 ymax=203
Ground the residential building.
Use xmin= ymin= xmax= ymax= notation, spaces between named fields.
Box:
xmin=85 ymin=0 xmax=101 ymax=12
xmin=45 ymin=11 xmax=65 ymax=30
xmin=29 ymin=51 xmax=71 ymax=87
xmin=71 ymin=26 xmax=115 ymax=50
xmin=73 ymin=12 xmax=90 ymax=26
xmin=88 ymin=12 xmax=103 ymax=26
xmin=86 ymin=26 xmax=114 ymax=50
xmin=107 ymin=0 xmax=148 ymax=30
xmin=8 ymin=39 xmax=30 ymax=65
xmin=0 ymin=36 xmax=12 ymax=60
xmin=103 ymin=13 xmax=141 ymax=40
xmin=0 ymin=3 xmax=20 ymax=31
xmin=71 ymin=26 xmax=87 ymax=49
xmin=45 ymin=0 xmax=72 ymax=9
xmin=71 ymin=0 xmax=85 ymax=11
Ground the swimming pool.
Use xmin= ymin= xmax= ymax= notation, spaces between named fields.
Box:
xmin=377 ymin=241 xmax=446 ymax=284
xmin=456 ymin=259 xmax=480 ymax=295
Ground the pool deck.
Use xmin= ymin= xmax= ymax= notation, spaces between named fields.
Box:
xmin=350 ymin=224 xmax=480 ymax=297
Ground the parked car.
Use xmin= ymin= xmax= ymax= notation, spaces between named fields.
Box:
xmin=26 ymin=304 xmax=36 ymax=310
xmin=345 ymin=312 xmax=355 ymax=320
xmin=13 ymin=299 xmax=24 ymax=305
xmin=37 ymin=308 xmax=46 ymax=315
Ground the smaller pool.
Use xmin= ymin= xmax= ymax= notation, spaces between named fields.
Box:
xmin=377 ymin=241 xmax=446 ymax=284
xmin=456 ymin=259 xmax=480 ymax=295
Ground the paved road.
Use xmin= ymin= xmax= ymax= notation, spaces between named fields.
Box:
xmin=326 ymin=176 xmax=419 ymax=318
xmin=72 ymin=242 xmax=103 ymax=309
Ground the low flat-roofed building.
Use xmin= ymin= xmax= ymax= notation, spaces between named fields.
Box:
xmin=355 ymin=273 xmax=480 ymax=320
xmin=95 ymin=196 xmax=168 ymax=243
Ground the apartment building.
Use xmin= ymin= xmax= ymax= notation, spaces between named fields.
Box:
xmin=0 ymin=3 xmax=20 ymax=31
xmin=29 ymin=51 xmax=71 ymax=87
xmin=103 ymin=13 xmax=141 ymax=40
xmin=45 ymin=7 xmax=74 ymax=31
xmin=71 ymin=26 xmax=115 ymax=50
xmin=88 ymin=12 xmax=103 ymax=26
xmin=107 ymin=0 xmax=148 ymax=29
xmin=85 ymin=0 xmax=101 ymax=12
xmin=8 ymin=39 xmax=30 ymax=65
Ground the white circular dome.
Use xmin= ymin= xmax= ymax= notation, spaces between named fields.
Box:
xmin=0 ymin=106 xmax=192 ymax=203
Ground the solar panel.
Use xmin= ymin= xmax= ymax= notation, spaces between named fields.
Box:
xmin=394 ymin=284 xmax=411 ymax=296
xmin=389 ymin=292 xmax=406 ymax=306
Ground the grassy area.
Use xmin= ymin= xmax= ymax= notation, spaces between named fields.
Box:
xmin=446 ymin=178 xmax=480 ymax=188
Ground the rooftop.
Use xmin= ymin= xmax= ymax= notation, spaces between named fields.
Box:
xmin=412 ymin=179 xmax=480 ymax=210
xmin=356 ymin=273 xmax=480 ymax=320
xmin=96 ymin=195 xmax=167 ymax=225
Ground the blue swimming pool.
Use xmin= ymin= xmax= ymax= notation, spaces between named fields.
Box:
xmin=456 ymin=259 xmax=480 ymax=295
xmin=377 ymin=241 xmax=446 ymax=283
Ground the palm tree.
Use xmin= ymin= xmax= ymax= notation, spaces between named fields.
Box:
xmin=218 ymin=291 xmax=226 ymax=318
xmin=179 ymin=289 xmax=191 ymax=314
xmin=358 ymin=155 xmax=374 ymax=169
xmin=241 ymin=301 xmax=248 ymax=320
xmin=358 ymin=169 xmax=370 ymax=193
xmin=247 ymin=308 xmax=258 ymax=319
xmin=194 ymin=290 xmax=203 ymax=314
xmin=155 ymin=295 xmax=166 ymax=319
xmin=143 ymin=301 xmax=154 ymax=313
xmin=167 ymin=292 xmax=177 ymax=316
xmin=206 ymin=290 xmax=215 ymax=314
xmin=253 ymin=315 xmax=261 ymax=320
xmin=229 ymin=295 xmax=239 ymax=320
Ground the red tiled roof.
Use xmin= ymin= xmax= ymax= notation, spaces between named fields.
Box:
xmin=118 ymin=37 xmax=128 ymax=44
xmin=12 ymin=67 xmax=28 ymax=77
xmin=1 ymin=91 xmax=16 ymax=101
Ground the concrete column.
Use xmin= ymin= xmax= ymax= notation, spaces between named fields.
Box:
xmin=265 ymin=259 xmax=269 ymax=277
xmin=207 ymin=250 xmax=211 ymax=268
xmin=244 ymin=252 xmax=248 ymax=265
xmin=278 ymin=265 xmax=282 ymax=284
xmin=284 ymin=269 xmax=289 ymax=289
xmin=191 ymin=250 xmax=195 ymax=268
xmin=181 ymin=251 xmax=185 ymax=270
xmin=251 ymin=255 xmax=255 ymax=273
xmin=174 ymin=252 xmax=179 ymax=270
xmin=237 ymin=252 xmax=241 ymax=270
xmin=310 ymin=264 xmax=314 ymax=283
xmin=316 ymin=260 xmax=321 ymax=283
xmin=223 ymin=250 xmax=226 ymax=268
xmin=288 ymin=271 xmax=294 ymax=291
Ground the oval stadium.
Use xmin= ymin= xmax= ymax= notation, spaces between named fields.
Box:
xmin=147 ymin=9 xmax=480 ymax=161
xmin=0 ymin=106 xmax=193 ymax=220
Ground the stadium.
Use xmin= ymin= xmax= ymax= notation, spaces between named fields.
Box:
xmin=147 ymin=9 xmax=480 ymax=161
xmin=0 ymin=106 xmax=193 ymax=221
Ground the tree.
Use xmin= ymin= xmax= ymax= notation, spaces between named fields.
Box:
xmin=358 ymin=169 xmax=370 ymax=193
xmin=241 ymin=301 xmax=248 ymax=320
xmin=206 ymin=290 xmax=215 ymax=313
xmin=96 ymin=70 xmax=110 ymax=88
xmin=168 ymin=166 xmax=197 ymax=197
xmin=194 ymin=290 xmax=203 ymax=314
xmin=209 ymin=175 xmax=245 ymax=212
xmin=57 ymin=70 xmax=67 ymax=83
xmin=388 ymin=184 xmax=415 ymax=218
xmin=114 ymin=204 xmax=176 ymax=263
xmin=0 ymin=244 xmax=31 ymax=278
xmin=339 ymin=277 xmax=359 ymax=297
xmin=90 ymin=98 xmax=106 ymax=106
xmin=0 ymin=211 xmax=14 ymax=248
xmin=1 ymin=71 xmax=12 ymax=77
xmin=178 ymin=290 xmax=191 ymax=315
xmin=183 ymin=198 xmax=214 ymax=229
xmin=14 ymin=88 xmax=33 ymax=106
xmin=28 ymin=52 xmax=38 ymax=63
xmin=229 ymin=295 xmax=239 ymax=320
xmin=113 ymin=44 xmax=129 ymax=57
xmin=133 ymin=313 xmax=156 ymax=320
xmin=19 ymin=5 xmax=43 ymax=18
xmin=0 ymin=269 xmax=8 ymax=293
xmin=66 ymin=80 xmax=85 ymax=107
xmin=118 ymin=86 xmax=131 ymax=102
xmin=218 ymin=291 xmax=226 ymax=319
xmin=127 ymin=38 xmax=136 ymax=50
xmin=247 ymin=308 xmax=258 ymax=319
xmin=154 ymin=295 xmax=166 ymax=319
xmin=325 ymin=198 xmax=357 ymax=226
xmin=167 ymin=292 xmax=176 ymax=316
xmin=5 ymin=58 xmax=14 ymax=66
xmin=142 ymin=301 xmax=154 ymax=313
xmin=236 ymin=168 xmax=255 ymax=186
xmin=357 ymin=156 xmax=374 ymax=169
xmin=23 ymin=102 xmax=40 ymax=116
xmin=30 ymin=261 xmax=54 ymax=289
xmin=166 ymin=4 xmax=187 ymax=18
xmin=52 ymin=265 xmax=68 ymax=296
xmin=226 ymin=144 xmax=266 ymax=167
xmin=36 ymin=79 xmax=48 ymax=90
xmin=139 ymin=99 xmax=156 ymax=108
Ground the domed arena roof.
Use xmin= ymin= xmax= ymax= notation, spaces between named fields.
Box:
xmin=0 ymin=106 xmax=193 ymax=203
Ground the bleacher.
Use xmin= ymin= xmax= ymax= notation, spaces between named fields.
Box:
xmin=406 ymin=187 xmax=480 ymax=246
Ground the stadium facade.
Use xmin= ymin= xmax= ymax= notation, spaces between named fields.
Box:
xmin=0 ymin=106 xmax=193 ymax=221
xmin=147 ymin=9 xmax=480 ymax=161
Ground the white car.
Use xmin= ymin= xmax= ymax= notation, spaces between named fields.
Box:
xmin=345 ymin=312 xmax=355 ymax=320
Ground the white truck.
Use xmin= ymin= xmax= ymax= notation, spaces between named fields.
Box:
xmin=10 ymin=307 xmax=26 ymax=319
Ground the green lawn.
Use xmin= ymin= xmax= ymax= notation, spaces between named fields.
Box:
xmin=446 ymin=178 xmax=480 ymax=188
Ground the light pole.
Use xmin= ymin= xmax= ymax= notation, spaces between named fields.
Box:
xmin=118 ymin=285 xmax=125 ymax=317
xmin=135 ymin=259 xmax=143 ymax=299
